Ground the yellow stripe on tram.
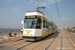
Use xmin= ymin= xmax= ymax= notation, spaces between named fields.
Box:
xmin=42 ymin=31 xmax=47 ymax=37
xmin=26 ymin=31 xmax=30 ymax=36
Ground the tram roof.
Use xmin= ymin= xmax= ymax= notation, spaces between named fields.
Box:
xmin=25 ymin=10 xmax=56 ymax=26
xmin=26 ymin=10 xmax=44 ymax=14
xmin=51 ymin=21 xmax=57 ymax=26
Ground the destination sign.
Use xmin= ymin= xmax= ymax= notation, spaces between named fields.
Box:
xmin=27 ymin=16 xmax=35 ymax=18
xmin=25 ymin=16 xmax=37 ymax=19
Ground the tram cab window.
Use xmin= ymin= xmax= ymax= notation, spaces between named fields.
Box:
xmin=36 ymin=19 xmax=41 ymax=29
xmin=24 ymin=19 xmax=41 ymax=29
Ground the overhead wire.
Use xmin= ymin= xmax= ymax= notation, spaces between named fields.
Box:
xmin=37 ymin=0 xmax=59 ymax=26
xmin=55 ymin=0 xmax=62 ymax=28
xmin=32 ymin=0 xmax=53 ymax=19
xmin=37 ymin=0 xmax=53 ymax=20
xmin=32 ymin=0 xmax=39 ymax=6
xmin=32 ymin=0 xmax=58 ymax=26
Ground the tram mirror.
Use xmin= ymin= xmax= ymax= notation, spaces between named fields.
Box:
xmin=21 ymin=20 xmax=24 ymax=24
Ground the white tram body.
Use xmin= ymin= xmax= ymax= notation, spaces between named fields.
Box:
xmin=22 ymin=10 xmax=57 ymax=41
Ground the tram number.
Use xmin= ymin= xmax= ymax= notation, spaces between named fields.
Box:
xmin=27 ymin=16 xmax=35 ymax=18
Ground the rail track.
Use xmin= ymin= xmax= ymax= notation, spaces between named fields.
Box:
xmin=45 ymin=32 xmax=60 ymax=50
xmin=1 ymin=30 xmax=74 ymax=50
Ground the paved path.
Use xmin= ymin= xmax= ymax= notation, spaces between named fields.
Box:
xmin=65 ymin=31 xmax=75 ymax=47
xmin=0 ymin=30 xmax=75 ymax=50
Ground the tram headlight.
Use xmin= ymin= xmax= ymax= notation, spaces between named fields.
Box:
xmin=31 ymin=34 xmax=32 ymax=36
xmin=25 ymin=34 xmax=26 ymax=36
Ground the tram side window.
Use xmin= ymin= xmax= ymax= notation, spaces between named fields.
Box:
xmin=36 ymin=19 xmax=41 ymax=29
xmin=43 ymin=20 xmax=45 ymax=28
xmin=49 ymin=23 xmax=52 ymax=27
xmin=47 ymin=22 xmax=49 ymax=28
xmin=46 ymin=22 xmax=48 ymax=28
xmin=50 ymin=23 xmax=53 ymax=28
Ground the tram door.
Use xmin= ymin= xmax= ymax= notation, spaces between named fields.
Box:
xmin=47 ymin=28 xmax=49 ymax=35
xmin=47 ymin=22 xmax=50 ymax=35
xmin=44 ymin=20 xmax=49 ymax=35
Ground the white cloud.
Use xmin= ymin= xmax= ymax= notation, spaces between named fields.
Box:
xmin=30 ymin=0 xmax=48 ymax=6
xmin=30 ymin=0 xmax=38 ymax=5
xmin=61 ymin=17 xmax=75 ymax=21
xmin=48 ymin=0 xmax=61 ymax=3
xmin=30 ymin=0 xmax=33 ymax=3
xmin=40 ymin=2 xmax=47 ymax=6
xmin=61 ymin=17 xmax=75 ymax=28
xmin=61 ymin=18 xmax=68 ymax=20
xmin=30 ymin=0 xmax=61 ymax=6
xmin=13 ymin=9 xmax=19 ymax=11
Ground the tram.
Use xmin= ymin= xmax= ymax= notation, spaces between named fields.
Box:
xmin=22 ymin=10 xmax=57 ymax=41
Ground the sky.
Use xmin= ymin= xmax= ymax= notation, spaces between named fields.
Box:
xmin=0 ymin=0 xmax=75 ymax=29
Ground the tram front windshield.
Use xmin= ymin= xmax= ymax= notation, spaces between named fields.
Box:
xmin=24 ymin=19 xmax=41 ymax=29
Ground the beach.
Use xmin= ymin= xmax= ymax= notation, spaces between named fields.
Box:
xmin=0 ymin=28 xmax=22 ymax=41
xmin=0 ymin=28 xmax=21 ymax=35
